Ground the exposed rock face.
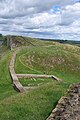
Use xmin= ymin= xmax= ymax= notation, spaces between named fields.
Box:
xmin=47 ymin=83 xmax=80 ymax=120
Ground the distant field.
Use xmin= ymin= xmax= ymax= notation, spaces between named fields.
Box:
xmin=40 ymin=38 xmax=80 ymax=47
xmin=0 ymin=36 xmax=80 ymax=120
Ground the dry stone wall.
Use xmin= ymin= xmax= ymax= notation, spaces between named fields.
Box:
xmin=16 ymin=74 xmax=62 ymax=82
xmin=47 ymin=83 xmax=80 ymax=120
xmin=9 ymin=49 xmax=25 ymax=92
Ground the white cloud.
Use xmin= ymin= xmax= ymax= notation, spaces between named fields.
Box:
xmin=0 ymin=0 xmax=80 ymax=40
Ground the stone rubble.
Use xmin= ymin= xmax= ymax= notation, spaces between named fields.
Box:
xmin=47 ymin=83 xmax=80 ymax=120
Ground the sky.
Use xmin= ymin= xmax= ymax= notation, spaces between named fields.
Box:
xmin=0 ymin=0 xmax=80 ymax=40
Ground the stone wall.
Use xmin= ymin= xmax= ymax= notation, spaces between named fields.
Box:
xmin=7 ymin=36 xmax=17 ymax=50
xmin=16 ymin=74 xmax=62 ymax=82
xmin=9 ymin=48 xmax=25 ymax=92
xmin=47 ymin=83 xmax=80 ymax=120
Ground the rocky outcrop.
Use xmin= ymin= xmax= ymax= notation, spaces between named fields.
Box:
xmin=47 ymin=83 xmax=80 ymax=120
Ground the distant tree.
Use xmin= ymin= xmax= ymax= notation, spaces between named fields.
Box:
xmin=0 ymin=34 xmax=2 ymax=37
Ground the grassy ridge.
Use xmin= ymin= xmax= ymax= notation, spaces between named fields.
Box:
xmin=6 ymin=35 xmax=55 ymax=47
xmin=0 ymin=39 xmax=80 ymax=120
xmin=15 ymin=44 xmax=80 ymax=85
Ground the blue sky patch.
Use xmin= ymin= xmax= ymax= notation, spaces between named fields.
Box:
xmin=52 ymin=5 xmax=61 ymax=13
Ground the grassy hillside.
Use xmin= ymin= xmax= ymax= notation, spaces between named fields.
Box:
xmin=5 ymin=35 xmax=55 ymax=47
xmin=0 ymin=45 xmax=17 ymax=101
xmin=15 ymin=43 xmax=80 ymax=85
xmin=0 ymin=37 xmax=80 ymax=120
xmin=0 ymin=82 xmax=68 ymax=120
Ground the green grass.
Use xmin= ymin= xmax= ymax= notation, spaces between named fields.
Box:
xmin=15 ymin=44 xmax=80 ymax=84
xmin=0 ymin=82 xmax=69 ymax=120
xmin=0 ymin=39 xmax=80 ymax=120
xmin=19 ymin=78 xmax=54 ymax=86
xmin=0 ymin=46 xmax=17 ymax=101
